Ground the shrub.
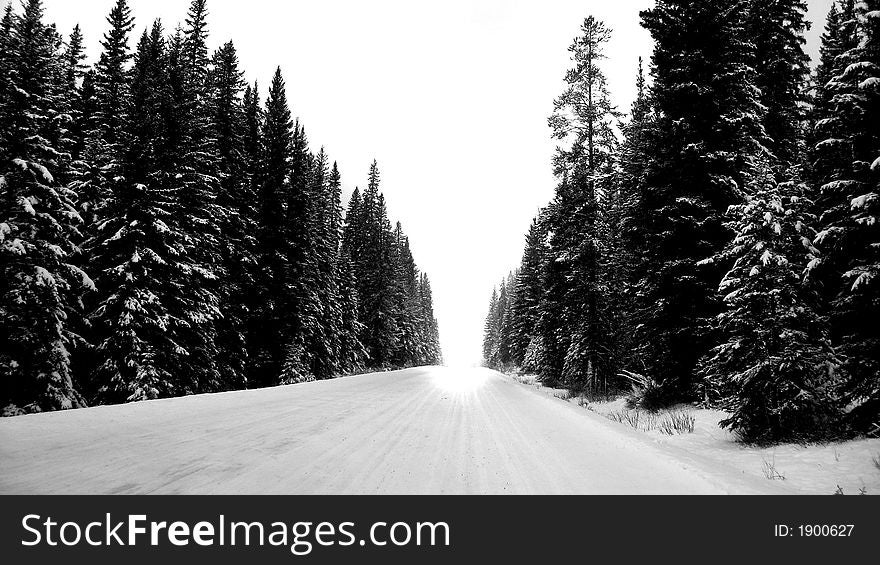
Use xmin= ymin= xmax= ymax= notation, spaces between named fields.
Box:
xmin=657 ymin=411 xmax=696 ymax=435
xmin=554 ymin=389 xmax=573 ymax=401
xmin=620 ymin=370 xmax=668 ymax=411
xmin=607 ymin=409 xmax=657 ymax=432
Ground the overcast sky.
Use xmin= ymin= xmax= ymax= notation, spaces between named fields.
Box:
xmin=41 ymin=0 xmax=831 ymax=366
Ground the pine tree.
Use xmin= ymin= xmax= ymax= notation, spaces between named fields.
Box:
xmin=417 ymin=273 xmax=442 ymax=365
xmin=280 ymin=121 xmax=320 ymax=383
xmin=636 ymin=0 xmax=768 ymax=399
xmin=342 ymin=186 xmax=363 ymax=256
xmin=337 ymin=249 xmax=367 ymax=374
xmin=507 ymin=217 xmax=547 ymax=367
xmin=699 ymin=159 xmax=839 ymax=442
xmin=210 ymin=39 xmax=251 ymax=389
xmin=74 ymin=0 xmax=133 ymax=236
xmin=250 ymin=67 xmax=293 ymax=387
xmin=546 ymin=15 xmax=619 ymax=391
xmin=242 ymin=80 xmax=262 ymax=181
xmin=604 ymin=58 xmax=653 ymax=379
xmin=483 ymin=287 xmax=500 ymax=368
xmin=497 ymin=272 xmax=516 ymax=369
xmin=534 ymin=196 xmax=569 ymax=385
xmin=809 ymin=1 xmax=858 ymax=188
xmin=163 ymin=0 xmax=225 ymax=394
xmin=89 ymin=21 xmax=187 ymax=403
xmin=353 ymin=162 xmax=402 ymax=369
xmin=60 ymin=25 xmax=88 ymax=169
xmin=389 ymin=222 xmax=416 ymax=367
xmin=302 ymin=147 xmax=336 ymax=380
xmin=0 ymin=0 xmax=89 ymax=414
xmin=810 ymin=0 xmax=880 ymax=430
xmin=746 ymin=0 xmax=811 ymax=170
xmin=0 ymin=5 xmax=14 ymax=113
xmin=0 ymin=0 xmax=441 ymax=413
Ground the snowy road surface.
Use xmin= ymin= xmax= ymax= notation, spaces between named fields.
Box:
xmin=0 ymin=367 xmax=788 ymax=494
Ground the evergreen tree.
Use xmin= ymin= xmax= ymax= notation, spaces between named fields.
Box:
xmin=636 ymin=0 xmax=768 ymax=399
xmin=0 ymin=0 xmax=442 ymax=415
xmin=699 ymin=160 xmax=839 ymax=442
xmin=508 ymin=217 xmax=547 ymax=367
xmin=497 ymin=272 xmax=516 ymax=369
xmin=417 ymin=273 xmax=442 ymax=365
xmin=60 ymin=24 xmax=88 ymax=170
xmin=342 ymin=186 xmax=363 ymax=256
xmin=89 ymin=21 xmax=190 ymax=403
xmin=746 ymin=0 xmax=811 ymax=170
xmin=163 ymin=0 xmax=225 ymax=394
xmin=279 ymin=121 xmax=320 ymax=383
xmin=210 ymin=39 xmax=251 ymax=389
xmin=814 ymin=1 xmax=858 ymax=110
xmin=0 ymin=0 xmax=89 ymax=414
xmin=546 ymin=15 xmax=619 ymax=391
xmin=74 ymin=0 xmax=133 ymax=236
xmin=604 ymin=58 xmax=653 ymax=379
xmin=337 ymin=249 xmax=367 ymax=374
xmin=482 ymin=287 xmax=500 ymax=368
xmin=390 ymin=222 xmax=419 ymax=368
xmin=301 ymin=147 xmax=335 ymax=380
xmin=0 ymin=5 xmax=14 ymax=113
xmin=242 ymin=80 xmax=262 ymax=181
xmin=250 ymin=67 xmax=293 ymax=386
xmin=809 ymin=0 xmax=880 ymax=430
xmin=352 ymin=162 xmax=402 ymax=369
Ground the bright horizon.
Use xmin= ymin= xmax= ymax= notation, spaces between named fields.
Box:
xmin=39 ymin=0 xmax=830 ymax=367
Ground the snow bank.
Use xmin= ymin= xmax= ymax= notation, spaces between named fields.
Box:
xmin=511 ymin=374 xmax=880 ymax=495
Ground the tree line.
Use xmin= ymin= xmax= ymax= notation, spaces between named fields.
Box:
xmin=0 ymin=0 xmax=441 ymax=416
xmin=484 ymin=0 xmax=879 ymax=443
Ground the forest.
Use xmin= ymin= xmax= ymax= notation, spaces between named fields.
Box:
xmin=0 ymin=0 xmax=441 ymax=416
xmin=483 ymin=0 xmax=879 ymax=443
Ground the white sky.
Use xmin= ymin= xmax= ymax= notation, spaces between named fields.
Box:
xmin=41 ymin=0 xmax=830 ymax=367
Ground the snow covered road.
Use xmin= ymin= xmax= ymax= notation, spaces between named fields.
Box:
xmin=0 ymin=367 xmax=787 ymax=494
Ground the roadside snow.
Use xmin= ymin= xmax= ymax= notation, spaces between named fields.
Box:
xmin=513 ymin=374 xmax=880 ymax=495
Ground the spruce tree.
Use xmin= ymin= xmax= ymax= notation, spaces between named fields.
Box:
xmin=0 ymin=0 xmax=88 ymax=414
xmin=746 ymin=0 xmax=811 ymax=170
xmin=603 ymin=58 xmax=653 ymax=379
xmin=342 ymin=186 xmax=363 ymax=256
xmin=534 ymin=196 xmax=569 ymax=385
xmin=0 ymin=0 xmax=441 ymax=413
xmin=354 ymin=162 xmax=401 ymax=369
xmin=699 ymin=160 xmax=839 ymax=442
xmin=810 ymin=0 xmax=880 ymax=430
xmin=74 ymin=0 xmax=133 ymax=236
xmin=242 ymin=80 xmax=263 ymax=181
xmin=508 ymin=217 xmax=547 ymax=367
xmin=302 ymin=147 xmax=336 ymax=380
xmin=210 ymin=39 xmax=251 ymax=389
xmin=89 ymin=21 xmax=190 ymax=403
xmin=280 ymin=121 xmax=320 ymax=383
xmin=417 ymin=273 xmax=442 ymax=365
xmin=390 ymin=223 xmax=420 ymax=368
xmin=0 ymin=5 xmax=14 ymax=110
xmin=337 ymin=249 xmax=367 ymax=374
xmin=547 ymin=15 xmax=619 ymax=391
xmin=250 ymin=67 xmax=293 ymax=387
xmin=163 ymin=0 xmax=224 ymax=394
xmin=483 ymin=287 xmax=500 ymax=368
xmin=58 ymin=24 xmax=87 ymax=163
xmin=636 ymin=0 xmax=768 ymax=399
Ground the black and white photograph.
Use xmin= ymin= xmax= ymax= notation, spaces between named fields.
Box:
xmin=0 ymin=0 xmax=878 ymax=557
